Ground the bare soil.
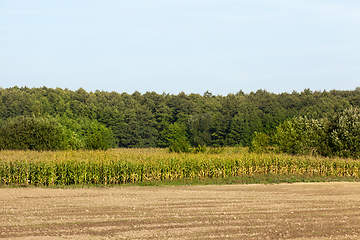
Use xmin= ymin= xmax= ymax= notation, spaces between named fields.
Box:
xmin=1 ymin=182 xmax=360 ymax=239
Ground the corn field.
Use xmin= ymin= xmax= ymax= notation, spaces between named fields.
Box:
xmin=0 ymin=148 xmax=359 ymax=186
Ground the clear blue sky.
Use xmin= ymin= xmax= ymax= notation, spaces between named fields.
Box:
xmin=1 ymin=0 xmax=359 ymax=95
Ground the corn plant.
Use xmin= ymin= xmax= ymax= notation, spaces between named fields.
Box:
xmin=0 ymin=148 xmax=359 ymax=186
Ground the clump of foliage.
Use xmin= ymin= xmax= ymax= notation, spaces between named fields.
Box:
xmin=249 ymin=132 xmax=270 ymax=153
xmin=0 ymin=116 xmax=69 ymax=150
xmin=59 ymin=117 xmax=114 ymax=150
xmin=328 ymin=107 xmax=360 ymax=158
xmin=168 ymin=140 xmax=192 ymax=153
xmin=187 ymin=113 xmax=213 ymax=147
xmin=273 ymin=116 xmax=329 ymax=156
xmin=166 ymin=122 xmax=191 ymax=153
xmin=0 ymin=116 xmax=114 ymax=151
xmin=273 ymin=107 xmax=360 ymax=159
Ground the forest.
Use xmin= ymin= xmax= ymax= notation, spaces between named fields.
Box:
xmin=0 ymin=86 xmax=360 ymax=154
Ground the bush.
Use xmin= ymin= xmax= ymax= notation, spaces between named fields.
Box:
xmin=0 ymin=116 xmax=68 ymax=151
xmin=85 ymin=132 xmax=110 ymax=150
xmin=168 ymin=140 xmax=191 ymax=153
xmin=83 ymin=120 xmax=114 ymax=150
xmin=0 ymin=116 xmax=114 ymax=151
xmin=249 ymin=132 xmax=270 ymax=153
xmin=58 ymin=117 xmax=114 ymax=150
xmin=63 ymin=129 xmax=85 ymax=150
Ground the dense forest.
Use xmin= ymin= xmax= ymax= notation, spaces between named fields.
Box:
xmin=1 ymin=86 xmax=360 ymax=149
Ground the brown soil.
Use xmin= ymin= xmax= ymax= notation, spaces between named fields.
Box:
xmin=1 ymin=182 xmax=360 ymax=239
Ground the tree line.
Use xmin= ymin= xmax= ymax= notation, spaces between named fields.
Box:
xmin=0 ymin=86 xmax=360 ymax=150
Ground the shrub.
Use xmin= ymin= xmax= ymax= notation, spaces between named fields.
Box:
xmin=168 ymin=139 xmax=191 ymax=153
xmin=0 ymin=116 xmax=68 ymax=151
xmin=249 ymin=132 xmax=270 ymax=153
xmin=58 ymin=117 xmax=114 ymax=150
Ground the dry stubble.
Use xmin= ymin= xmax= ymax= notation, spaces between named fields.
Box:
xmin=1 ymin=182 xmax=360 ymax=239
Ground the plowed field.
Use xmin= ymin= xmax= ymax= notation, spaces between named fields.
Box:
xmin=1 ymin=182 xmax=360 ymax=239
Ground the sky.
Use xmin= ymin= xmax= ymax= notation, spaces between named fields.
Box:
xmin=1 ymin=0 xmax=360 ymax=96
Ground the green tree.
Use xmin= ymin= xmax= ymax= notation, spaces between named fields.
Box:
xmin=274 ymin=116 xmax=328 ymax=155
xmin=228 ymin=113 xmax=251 ymax=146
xmin=165 ymin=122 xmax=191 ymax=153
xmin=329 ymin=107 xmax=360 ymax=158
xmin=187 ymin=112 xmax=213 ymax=147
